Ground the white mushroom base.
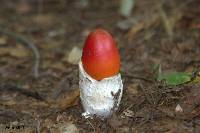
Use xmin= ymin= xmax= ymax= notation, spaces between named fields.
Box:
xmin=79 ymin=61 xmax=123 ymax=118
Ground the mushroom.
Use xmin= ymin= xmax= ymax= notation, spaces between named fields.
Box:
xmin=79 ymin=29 xmax=123 ymax=118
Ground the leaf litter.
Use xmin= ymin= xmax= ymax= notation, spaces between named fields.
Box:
xmin=0 ymin=0 xmax=200 ymax=132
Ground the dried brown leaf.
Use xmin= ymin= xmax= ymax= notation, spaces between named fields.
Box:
xmin=50 ymin=89 xmax=80 ymax=110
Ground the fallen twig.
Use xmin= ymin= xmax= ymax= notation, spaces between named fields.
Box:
xmin=127 ymin=0 xmax=194 ymax=41
xmin=156 ymin=0 xmax=195 ymax=38
xmin=157 ymin=2 xmax=174 ymax=37
xmin=0 ymin=27 xmax=40 ymax=78
xmin=86 ymin=119 xmax=96 ymax=133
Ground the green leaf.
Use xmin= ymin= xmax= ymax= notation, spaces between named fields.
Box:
xmin=157 ymin=72 xmax=191 ymax=86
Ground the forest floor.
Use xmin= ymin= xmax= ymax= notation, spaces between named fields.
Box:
xmin=0 ymin=0 xmax=200 ymax=132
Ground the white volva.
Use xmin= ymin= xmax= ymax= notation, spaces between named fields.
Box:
xmin=79 ymin=61 xmax=123 ymax=118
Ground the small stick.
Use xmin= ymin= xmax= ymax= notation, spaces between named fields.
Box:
xmin=0 ymin=27 xmax=40 ymax=78
xmin=86 ymin=119 xmax=95 ymax=133
xmin=36 ymin=119 xmax=41 ymax=133
xmin=156 ymin=0 xmax=194 ymax=38
xmin=157 ymin=2 xmax=174 ymax=38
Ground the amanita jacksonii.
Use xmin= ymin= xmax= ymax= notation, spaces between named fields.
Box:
xmin=79 ymin=29 xmax=123 ymax=118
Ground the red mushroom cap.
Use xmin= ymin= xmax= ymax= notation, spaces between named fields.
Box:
xmin=81 ymin=29 xmax=120 ymax=80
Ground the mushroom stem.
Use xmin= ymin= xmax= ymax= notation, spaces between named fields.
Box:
xmin=79 ymin=61 xmax=123 ymax=118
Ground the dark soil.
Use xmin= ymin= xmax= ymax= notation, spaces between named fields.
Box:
xmin=0 ymin=0 xmax=200 ymax=133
